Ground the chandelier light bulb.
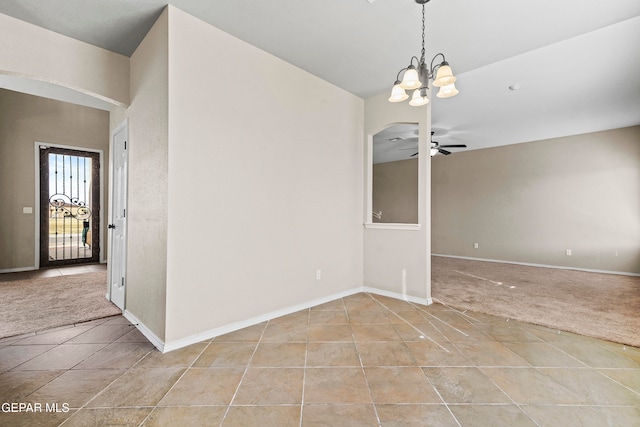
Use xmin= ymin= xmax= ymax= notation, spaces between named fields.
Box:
xmin=399 ymin=66 xmax=422 ymax=90
xmin=388 ymin=82 xmax=409 ymax=102
xmin=436 ymin=82 xmax=459 ymax=98
xmin=432 ymin=62 xmax=456 ymax=87
xmin=409 ymin=88 xmax=429 ymax=106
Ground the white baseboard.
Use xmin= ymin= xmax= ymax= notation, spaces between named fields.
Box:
xmin=161 ymin=287 xmax=365 ymax=353
xmin=432 ymin=254 xmax=640 ymax=277
xmin=363 ymin=287 xmax=432 ymax=307
xmin=122 ymin=310 xmax=165 ymax=353
xmin=129 ymin=285 xmax=433 ymax=353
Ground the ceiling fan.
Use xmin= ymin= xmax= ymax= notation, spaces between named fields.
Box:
xmin=401 ymin=132 xmax=467 ymax=157
xmin=429 ymin=132 xmax=468 ymax=156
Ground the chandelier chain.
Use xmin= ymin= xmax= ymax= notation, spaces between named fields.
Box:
xmin=420 ymin=4 xmax=426 ymax=63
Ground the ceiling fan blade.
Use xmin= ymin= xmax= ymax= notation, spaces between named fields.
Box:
xmin=438 ymin=148 xmax=451 ymax=155
xmin=439 ymin=144 xmax=467 ymax=148
xmin=410 ymin=152 xmax=418 ymax=157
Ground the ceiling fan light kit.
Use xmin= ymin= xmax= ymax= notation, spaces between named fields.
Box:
xmin=388 ymin=0 xmax=459 ymax=106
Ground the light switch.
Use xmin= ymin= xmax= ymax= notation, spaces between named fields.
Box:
xmin=23 ymin=207 xmax=33 ymax=214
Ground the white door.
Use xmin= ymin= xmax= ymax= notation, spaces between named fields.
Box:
xmin=108 ymin=122 xmax=128 ymax=310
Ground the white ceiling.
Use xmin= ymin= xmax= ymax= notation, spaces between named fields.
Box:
xmin=1 ymin=0 xmax=639 ymax=158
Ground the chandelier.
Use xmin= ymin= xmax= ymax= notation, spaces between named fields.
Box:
xmin=388 ymin=0 xmax=459 ymax=106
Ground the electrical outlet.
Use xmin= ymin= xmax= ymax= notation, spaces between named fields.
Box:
xmin=565 ymin=249 xmax=572 ymax=256
xmin=473 ymin=243 xmax=479 ymax=249
xmin=316 ymin=269 xmax=322 ymax=280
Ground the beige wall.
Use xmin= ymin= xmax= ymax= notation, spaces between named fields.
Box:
xmin=0 ymin=89 xmax=109 ymax=270
xmin=106 ymin=6 xmax=365 ymax=346
xmin=364 ymin=92 xmax=432 ymax=301
xmin=160 ymin=7 xmax=364 ymax=345
xmin=432 ymin=126 xmax=640 ymax=274
xmin=373 ymin=158 xmax=418 ymax=224
xmin=126 ymin=9 xmax=169 ymax=341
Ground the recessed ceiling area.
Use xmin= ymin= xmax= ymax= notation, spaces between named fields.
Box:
xmin=1 ymin=0 xmax=638 ymax=151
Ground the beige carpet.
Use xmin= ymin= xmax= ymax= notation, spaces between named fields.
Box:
xmin=432 ymin=256 xmax=640 ymax=348
xmin=0 ymin=271 xmax=121 ymax=339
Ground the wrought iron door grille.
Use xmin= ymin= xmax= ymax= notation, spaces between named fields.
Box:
xmin=48 ymin=152 xmax=92 ymax=260
xmin=40 ymin=146 xmax=100 ymax=267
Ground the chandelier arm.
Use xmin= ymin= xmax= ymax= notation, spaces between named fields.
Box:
xmin=430 ymin=53 xmax=446 ymax=74
xmin=395 ymin=56 xmax=419 ymax=81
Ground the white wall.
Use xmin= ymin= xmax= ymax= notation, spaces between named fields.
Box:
xmin=363 ymin=92 xmax=432 ymax=302
xmin=162 ymin=7 xmax=364 ymax=344
xmin=432 ymin=126 xmax=640 ymax=274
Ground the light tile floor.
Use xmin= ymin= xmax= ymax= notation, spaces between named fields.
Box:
xmin=0 ymin=293 xmax=638 ymax=426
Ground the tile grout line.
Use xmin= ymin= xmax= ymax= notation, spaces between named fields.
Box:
xmin=591 ymin=368 xmax=640 ymax=397
xmin=11 ymin=319 xmax=132 ymax=383
xmin=412 ymin=303 xmax=473 ymax=338
xmin=428 ymin=298 xmax=484 ymax=325
xmin=471 ymin=366 xmax=543 ymax=427
xmin=350 ymin=295 xmax=382 ymax=427
xmin=299 ymin=307 xmax=311 ymax=427
xmin=10 ymin=320 xmax=113 ymax=407
xmin=365 ymin=294 xmax=465 ymax=427
xmin=440 ymin=312 xmax=542 ymax=427
xmin=444 ymin=309 xmax=562 ymax=427
xmin=370 ymin=294 xmax=450 ymax=353
xmin=135 ymin=339 xmax=214 ymax=427
xmin=543 ymin=340 xmax=599 ymax=370
xmin=58 ymin=343 xmax=155 ymax=424
xmin=508 ymin=323 xmax=549 ymax=343
xmin=218 ymin=320 xmax=269 ymax=426
xmin=419 ymin=370 xmax=464 ymax=427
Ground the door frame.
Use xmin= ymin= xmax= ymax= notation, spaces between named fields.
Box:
xmin=34 ymin=141 xmax=105 ymax=269
xmin=107 ymin=119 xmax=129 ymax=308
